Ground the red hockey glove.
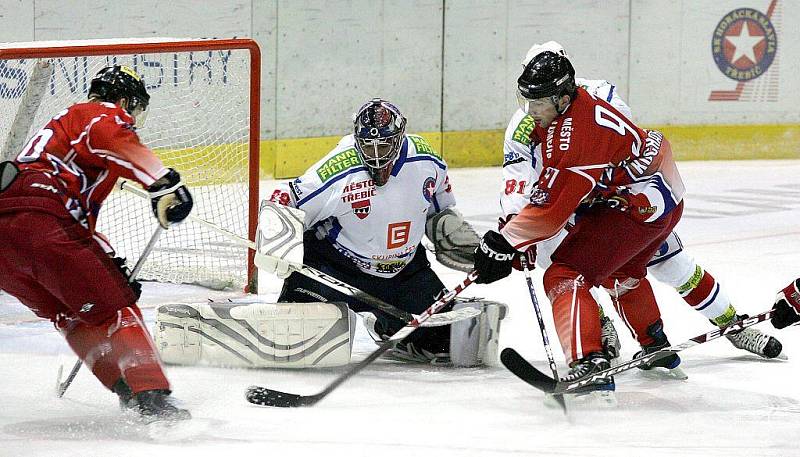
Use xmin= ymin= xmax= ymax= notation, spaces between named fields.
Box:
xmin=772 ymin=278 xmax=800 ymax=329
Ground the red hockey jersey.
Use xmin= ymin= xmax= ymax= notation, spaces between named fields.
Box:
xmin=14 ymin=102 xmax=167 ymax=232
xmin=501 ymin=87 xmax=685 ymax=250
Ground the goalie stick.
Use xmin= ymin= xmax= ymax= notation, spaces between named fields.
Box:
xmin=245 ymin=270 xmax=479 ymax=407
xmin=56 ymin=225 xmax=165 ymax=398
xmin=501 ymin=309 xmax=775 ymax=396
xmin=118 ymin=181 xmax=479 ymax=327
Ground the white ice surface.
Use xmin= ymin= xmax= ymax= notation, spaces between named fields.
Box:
xmin=1 ymin=161 xmax=799 ymax=457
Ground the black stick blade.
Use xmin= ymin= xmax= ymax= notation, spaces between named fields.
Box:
xmin=501 ymin=348 xmax=558 ymax=393
xmin=246 ymin=386 xmax=315 ymax=407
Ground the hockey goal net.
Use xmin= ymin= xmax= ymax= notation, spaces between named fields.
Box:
xmin=0 ymin=38 xmax=261 ymax=291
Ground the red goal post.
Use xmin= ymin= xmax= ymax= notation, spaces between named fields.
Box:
xmin=0 ymin=38 xmax=261 ymax=291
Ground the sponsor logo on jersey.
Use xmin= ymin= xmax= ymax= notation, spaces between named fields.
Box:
xmin=530 ymin=187 xmax=550 ymax=206
xmin=376 ymin=260 xmax=405 ymax=275
xmin=408 ymin=135 xmax=442 ymax=160
xmin=316 ymin=148 xmax=363 ymax=182
xmin=341 ymin=179 xmax=375 ymax=203
xmin=512 ymin=115 xmax=536 ymax=145
xmin=387 ymin=221 xmax=411 ymax=249
xmin=289 ymin=178 xmax=303 ymax=198
xmin=422 ymin=177 xmax=436 ymax=202
xmin=372 ymin=245 xmax=415 ymax=260
xmin=80 ymin=303 xmax=95 ymax=313
xmin=351 ymin=199 xmax=371 ymax=219
xmin=711 ymin=8 xmax=777 ymax=82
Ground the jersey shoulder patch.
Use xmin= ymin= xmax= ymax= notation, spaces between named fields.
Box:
xmin=511 ymin=115 xmax=536 ymax=146
xmin=315 ymin=147 xmax=363 ymax=182
xmin=407 ymin=134 xmax=442 ymax=160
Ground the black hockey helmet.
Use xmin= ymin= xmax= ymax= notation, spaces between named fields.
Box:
xmin=517 ymin=51 xmax=576 ymax=102
xmin=89 ymin=65 xmax=150 ymax=125
xmin=353 ymin=98 xmax=407 ymax=186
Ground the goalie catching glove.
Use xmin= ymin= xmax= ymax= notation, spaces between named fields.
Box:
xmin=425 ymin=208 xmax=480 ymax=272
xmin=147 ymin=168 xmax=193 ymax=228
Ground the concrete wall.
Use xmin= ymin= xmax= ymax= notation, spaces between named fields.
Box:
xmin=0 ymin=0 xmax=797 ymax=176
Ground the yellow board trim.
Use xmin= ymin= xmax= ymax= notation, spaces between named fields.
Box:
xmin=259 ymin=124 xmax=800 ymax=179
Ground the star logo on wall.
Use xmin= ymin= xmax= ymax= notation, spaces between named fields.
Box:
xmin=711 ymin=8 xmax=777 ymax=82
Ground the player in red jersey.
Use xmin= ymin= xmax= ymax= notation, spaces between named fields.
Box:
xmin=474 ymin=51 xmax=686 ymax=394
xmin=0 ymin=66 xmax=193 ymax=422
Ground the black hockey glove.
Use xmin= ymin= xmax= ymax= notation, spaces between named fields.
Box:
xmin=111 ymin=256 xmax=142 ymax=300
xmin=148 ymin=168 xmax=193 ymax=229
xmin=771 ymin=278 xmax=800 ymax=329
xmin=473 ymin=230 xmax=516 ymax=284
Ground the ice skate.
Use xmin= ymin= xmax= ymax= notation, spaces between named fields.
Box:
xmin=124 ymin=389 xmax=191 ymax=424
xmin=548 ymin=353 xmax=617 ymax=408
xmin=725 ymin=324 xmax=786 ymax=360
xmin=600 ymin=315 xmax=621 ymax=360
xmin=635 ymin=320 xmax=687 ymax=380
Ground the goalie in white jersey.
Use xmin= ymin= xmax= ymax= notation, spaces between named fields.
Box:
xmin=263 ymin=98 xmax=501 ymax=365
xmin=501 ymin=41 xmax=783 ymax=363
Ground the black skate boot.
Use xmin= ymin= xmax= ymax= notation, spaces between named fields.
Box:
xmin=547 ymin=352 xmax=616 ymax=408
xmin=125 ymin=389 xmax=191 ymax=423
xmin=560 ymin=352 xmax=615 ymax=393
xmin=112 ymin=378 xmax=133 ymax=409
xmin=634 ymin=319 xmax=687 ymax=379
xmin=712 ymin=310 xmax=785 ymax=359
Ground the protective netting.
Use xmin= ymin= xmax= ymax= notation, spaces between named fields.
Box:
xmin=0 ymin=42 xmax=257 ymax=290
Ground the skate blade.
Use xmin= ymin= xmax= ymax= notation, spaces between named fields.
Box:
xmin=771 ymin=352 xmax=788 ymax=361
xmin=146 ymin=417 xmax=207 ymax=442
xmin=640 ymin=366 xmax=688 ymax=381
xmin=545 ymin=390 xmax=618 ymax=409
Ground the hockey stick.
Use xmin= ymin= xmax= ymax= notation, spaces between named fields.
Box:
xmin=245 ymin=270 xmax=479 ymax=407
xmin=118 ymin=181 xmax=479 ymax=327
xmin=56 ymin=225 xmax=165 ymax=398
xmin=519 ymin=257 xmax=566 ymax=413
xmin=501 ymin=309 xmax=775 ymax=395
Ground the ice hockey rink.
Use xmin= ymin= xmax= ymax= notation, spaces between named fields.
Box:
xmin=1 ymin=161 xmax=799 ymax=457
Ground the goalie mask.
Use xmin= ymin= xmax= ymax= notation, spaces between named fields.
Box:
xmin=353 ymin=98 xmax=407 ymax=187
xmin=89 ymin=65 xmax=151 ymax=128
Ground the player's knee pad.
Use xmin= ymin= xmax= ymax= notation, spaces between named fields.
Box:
xmin=154 ymin=300 xmax=356 ymax=368
xmin=449 ymin=298 xmax=508 ymax=367
xmin=647 ymin=233 xmax=696 ymax=288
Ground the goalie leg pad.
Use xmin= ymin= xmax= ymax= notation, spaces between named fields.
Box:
xmin=449 ymin=298 xmax=508 ymax=367
xmin=154 ymin=300 xmax=356 ymax=368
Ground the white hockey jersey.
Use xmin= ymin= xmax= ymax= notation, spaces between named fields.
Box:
xmin=272 ymin=134 xmax=455 ymax=278
xmin=500 ymin=78 xmax=632 ymax=217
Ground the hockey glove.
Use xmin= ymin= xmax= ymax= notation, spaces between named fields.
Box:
xmin=111 ymin=256 xmax=142 ymax=300
xmin=497 ymin=213 xmax=536 ymax=271
xmin=148 ymin=169 xmax=193 ymax=229
xmin=474 ymin=230 xmax=516 ymax=284
xmin=771 ymin=278 xmax=800 ymax=329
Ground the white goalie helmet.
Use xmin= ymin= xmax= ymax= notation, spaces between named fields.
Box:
xmin=520 ymin=40 xmax=570 ymax=68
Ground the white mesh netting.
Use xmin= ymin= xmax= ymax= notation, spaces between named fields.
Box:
xmin=0 ymin=41 xmax=257 ymax=290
